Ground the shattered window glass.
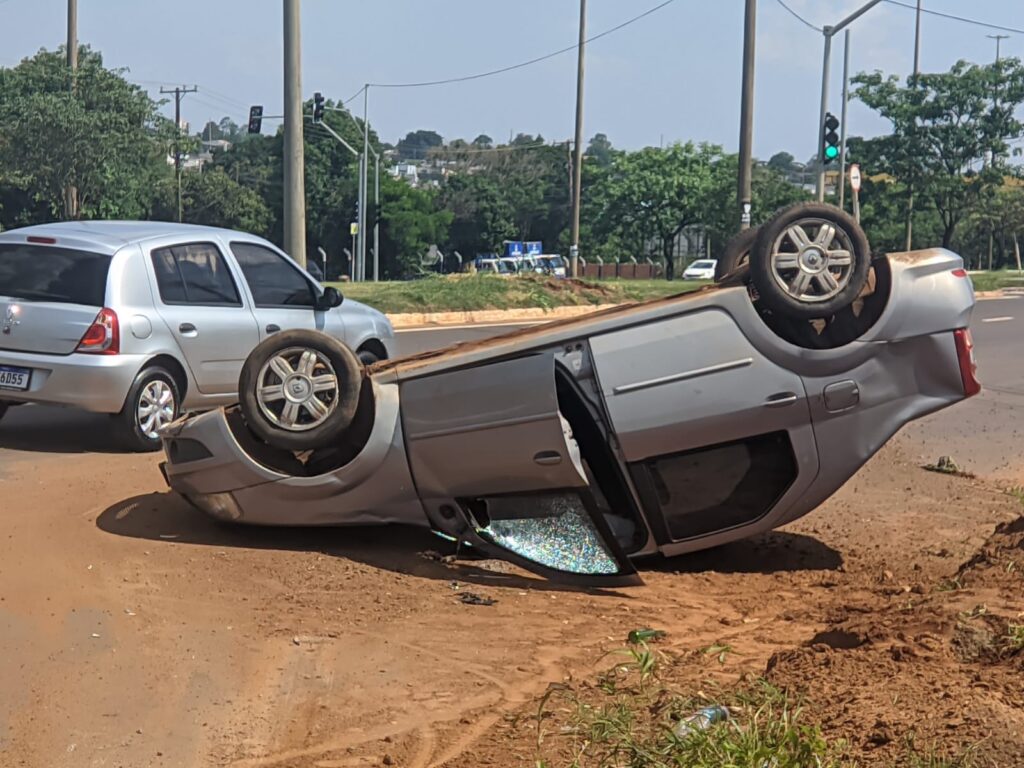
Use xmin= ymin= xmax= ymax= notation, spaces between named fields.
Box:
xmin=479 ymin=494 xmax=620 ymax=575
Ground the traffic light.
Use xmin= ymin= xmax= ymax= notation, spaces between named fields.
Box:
xmin=822 ymin=112 xmax=840 ymax=164
xmin=247 ymin=105 xmax=263 ymax=135
xmin=372 ymin=203 xmax=383 ymax=227
xmin=313 ymin=92 xmax=325 ymax=124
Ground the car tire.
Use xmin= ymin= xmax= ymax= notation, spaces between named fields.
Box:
xmin=714 ymin=226 xmax=759 ymax=283
xmin=750 ymin=202 xmax=871 ymax=320
xmin=357 ymin=348 xmax=382 ymax=367
xmin=239 ymin=330 xmax=363 ymax=452
xmin=0 ymin=401 xmax=8 ymax=423
xmin=118 ymin=366 xmax=181 ymax=452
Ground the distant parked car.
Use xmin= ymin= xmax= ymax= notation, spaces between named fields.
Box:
xmin=0 ymin=222 xmax=395 ymax=451
xmin=682 ymin=259 xmax=718 ymax=280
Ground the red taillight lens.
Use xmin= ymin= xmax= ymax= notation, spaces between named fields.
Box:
xmin=77 ymin=308 xmax=120 ymax=355
xmin=27 ymin=236 xmax=57 ymax=245
xmin=951 ymin=268 xmax=968 ymax=278
xmin=953 ymin=328 xmax=980 ymax=398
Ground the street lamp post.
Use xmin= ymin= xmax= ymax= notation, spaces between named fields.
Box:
xmin=815 ymin=0 xmax=886 ymax=202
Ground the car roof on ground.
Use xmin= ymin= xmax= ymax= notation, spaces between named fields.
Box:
xmin=0 ymin=221 xmax=269 ymax=256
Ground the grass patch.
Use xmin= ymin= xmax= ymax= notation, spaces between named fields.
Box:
xmin=326 ymin=274 xmax=705 ymax=314
xmin=966 ymin=270 xmax=1024 ymax=292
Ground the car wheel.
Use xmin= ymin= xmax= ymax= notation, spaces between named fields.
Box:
xmin=118 ymin=366 xmax=180 ymax=452
xmin=239 ymin=330 xmax=363 ymax=452
xmin=357 ymin=348 xmax=382 ymax=366
xmin=750 ymin=202 xmax=870 ymax=320
xmin=714 ymin=226 xmax=759 ymax=283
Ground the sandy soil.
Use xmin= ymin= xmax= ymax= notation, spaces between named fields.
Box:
xmin=0 ymin=435 xmax=1021 ymax=767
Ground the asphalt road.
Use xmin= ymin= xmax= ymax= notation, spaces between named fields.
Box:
xmin=1 ymin=298 xmax=1021 ymax=477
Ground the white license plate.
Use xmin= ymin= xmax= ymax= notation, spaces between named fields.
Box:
xmin=0 ymin=365 xmax=31 ymax=391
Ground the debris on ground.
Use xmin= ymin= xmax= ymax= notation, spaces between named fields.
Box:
xmin=458 ymin=592 xmax=497 ymax=606
xmin=923 ymin=455 xmax=976 ymax=478
xmin=626 ymin=628 xmax=667 ymax=644
xmin=419 ymin=550 xmax=457 ymax=565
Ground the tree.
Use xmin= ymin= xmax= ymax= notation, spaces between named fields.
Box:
xmin=588 ymin=142 xmax=720 ymax=279
xmin=767 ymin=151 xmax=795 ymax=174
xmin=378 ymin=178 xmax=452 ymax=278
xmin=396 ymin=130 xmax=444 ymax=160
xmin=585 ymin=133 xmax=615 ymax=167
xmin=853 ymin=58 xmax=1024 ymax=248
xmin=472 ymin=134 xmax=493 ymax=149
xmin=438 ymin=172 xmax=516 ymax=257
xmin=153 ymin=167 xmax=272 ymax=234
xmin=0 ymin=45 xmax=174 ymax=223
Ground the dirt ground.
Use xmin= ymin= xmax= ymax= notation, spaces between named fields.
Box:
xmin=0 ymin=433 xmax=1022 ymax=767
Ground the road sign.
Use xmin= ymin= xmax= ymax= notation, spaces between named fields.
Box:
xmin=849 ymin=164 xmax=862 ymax=192
xmin=350 ymin=222 xmax=359 ymax=236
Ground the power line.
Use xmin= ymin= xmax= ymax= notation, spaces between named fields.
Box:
xmin=883 ymin=1 xmax=1024 ymax=36
xmin=366 ymin=0 xmax=678 ymax=89
xmin=775 ymin=0 xmax=822 ymax=32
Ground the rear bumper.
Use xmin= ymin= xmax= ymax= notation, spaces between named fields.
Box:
xmin=0 ymin=350 xmax=145 ymax=413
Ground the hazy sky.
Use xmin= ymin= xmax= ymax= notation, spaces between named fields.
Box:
xmin=0 ymin=0 xmax=1020 ymax=160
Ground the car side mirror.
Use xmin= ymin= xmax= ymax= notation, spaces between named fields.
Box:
xmin=316 ymin=286 xmax=344 ymax=311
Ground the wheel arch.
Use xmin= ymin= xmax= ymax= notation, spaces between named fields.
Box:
xmin=356 ymin=337 xmax=389 ymax=362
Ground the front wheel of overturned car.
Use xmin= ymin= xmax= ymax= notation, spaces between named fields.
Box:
xmin=118 ymin=366 xmax=181 ymax=452
xmin=750 ymin=202 xmax=871 ymax=320
xmin=239 ymin=330 xmax=364 ymax=452
xmin=714 ymin=226 xmax=759 ymax=283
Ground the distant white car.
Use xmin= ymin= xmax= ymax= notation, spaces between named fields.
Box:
xmin=683 ymin=259 xmax=718 ymax=280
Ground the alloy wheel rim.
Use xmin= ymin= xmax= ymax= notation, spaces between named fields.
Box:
xmin=255 ymin=347 xmax=339 ymax=432
xmin=138 ymin=380 xmax=176 ymax=439
xmin=769 ymin=218 xmax=855 ymax=303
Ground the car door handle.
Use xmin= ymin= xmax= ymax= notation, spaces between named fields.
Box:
xmin=764 ymin=392 xmax=799 ymax=408
xmin=178 ymin=323 xmax=197 ymax=335
xmin=534 ymin=451 xmax=563 ymax=466
xmin=266 ymin=324 xmax=281 ymax=334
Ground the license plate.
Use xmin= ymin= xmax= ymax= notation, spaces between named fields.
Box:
xmin=0 ymin=365 xmax=31 ymax=391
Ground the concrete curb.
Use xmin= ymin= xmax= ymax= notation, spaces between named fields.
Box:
xmin=388 ymin=303 xmax=620 ymax=329
xmin=388 ymin=290 xmax=1015 ymax=329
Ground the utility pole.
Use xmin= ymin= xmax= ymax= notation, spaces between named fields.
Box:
xmin=987 ymin=34 xmax=1009 ymax=63
xmin=161 ymin=85 xmax=198 ymax=223
xmin=906 ymin=1 xmax=923 ymax=250
xmin=815 ymin=0 xmax=886 ymax=202
xmin=839 ymin=30 xmax=851 ymax=211
xmin=737 ymin=0 xmax=756 ymax=231
xmin=569 ymin=0 xmax=587 ymax=278
xmin=373 ymin=153 xmax=380 ymax=282
xmin=283 ymin=0 xmax=307 ymax=267
xmin=64 ymin=0 xmax=78 ymax=220
xmin=359 ymin=86 xmax=371 ymax=283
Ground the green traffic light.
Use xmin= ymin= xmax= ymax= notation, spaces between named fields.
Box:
xmin=825 ymin=146 xmax=840 ymax=160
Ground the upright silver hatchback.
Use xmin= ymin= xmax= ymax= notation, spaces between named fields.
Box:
xmin=0 ymin=222 xmax=395 ymax=450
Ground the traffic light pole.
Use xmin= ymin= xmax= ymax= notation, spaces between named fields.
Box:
xmin=838 ymin=30 xmax=851 ymax=211
xmin=815 ymin=0 xmax=885 ymax=202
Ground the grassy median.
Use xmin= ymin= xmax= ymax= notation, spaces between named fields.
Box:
xmin=326 ymin=274 xmax=707 ymax=314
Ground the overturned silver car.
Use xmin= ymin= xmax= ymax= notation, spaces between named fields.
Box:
xmin=158 ymin=205 xmax=980 ymax=585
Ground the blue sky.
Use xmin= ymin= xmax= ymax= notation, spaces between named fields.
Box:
xmin=0 ymin=0 xmax=1020 ymax=160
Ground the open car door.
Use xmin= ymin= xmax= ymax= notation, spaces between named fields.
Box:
xmin=400 ymin=353 xmax=641 ymax=586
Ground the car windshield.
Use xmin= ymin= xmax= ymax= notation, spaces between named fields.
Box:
xmin=0 ymin=243 xmax=111 ymax=306
xmin=498 ymin=261 xmax=515 ymax=274
xmin=690 ymin=260 xmax=714 ymax=269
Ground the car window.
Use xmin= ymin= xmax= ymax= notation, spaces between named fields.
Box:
xmin=633 ymin=432 xmax=796 ymax=541
xmin=691 ymin=261 xmax=714 ymax=269
xmin=230 ymin=242 xmax=315 ymax=308
xmin=151 ymin=243 xmax=241 ymax=306
xmin=0 ymin=243 xmax=112 ymax=306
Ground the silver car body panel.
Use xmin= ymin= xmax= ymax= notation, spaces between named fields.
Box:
xmin=159 ymin=248 xmax=976 ymax=572
xmin=0 ymin=222 xmax=394 ymax=414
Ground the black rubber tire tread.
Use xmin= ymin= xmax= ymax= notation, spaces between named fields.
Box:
xmin=357 ymin=349 xmax=381 ymax=367
xmin=750 ymin=202 xmax=871 ymax=320
xmin=118 ymin=366 xmax=180 ymax=453
xmin=239 ymin=330 xmax=363 ymax=452
xmin=714 ymin=226 xmax=759 ymax=283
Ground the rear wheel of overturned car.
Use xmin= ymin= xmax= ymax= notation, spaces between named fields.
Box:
xmin=750 ymin=202 xmax=870 ymax=320
xmin=239 ymin=330 xmax=363 ymax=452
xmin=118 ymin=366 xmax=180 ymax=452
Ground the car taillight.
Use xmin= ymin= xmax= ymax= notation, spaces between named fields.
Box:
xmin=951 ymin=268 xmax=968 ymax=278
xmin=77 ymin=308 xmax=120 ymax=355
xmin=953 ymin=328 xmax=980 ymax=398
